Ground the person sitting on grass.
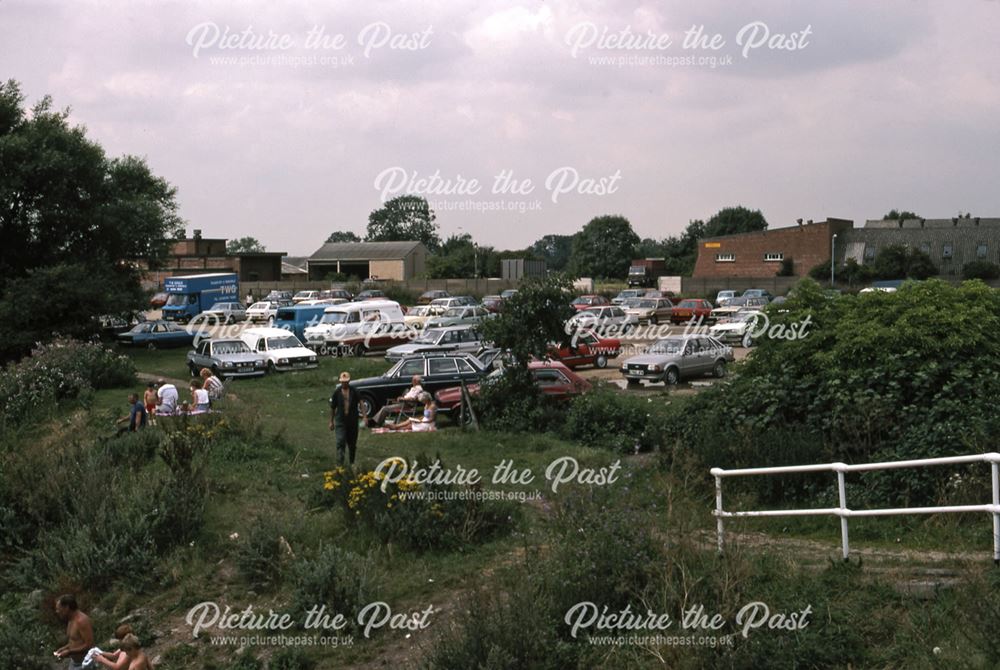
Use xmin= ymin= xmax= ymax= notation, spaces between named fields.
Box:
xmin=383 ymin=392 xmax=437 ymax=432
xmin=200 ymin=368 xmax=224 ymax=400
xmin=115 ymin=393 xmax=147 ymax=435
xmin=94 ymin=631 xmax=153 ymax=670
xmin=367 ymin=375 xmax=423 ymax=426
xmin=189 ymin=379 xmax=210 ymax=414
xmin=154 ymin=380 xmax=178 ymax=416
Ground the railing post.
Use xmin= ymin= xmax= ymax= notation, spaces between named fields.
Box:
xmin=835 ymin=464 xmax=850 ymax=561
xmin=992 ymin=461 xmax=999 ymax=567
xmin=711 ymin=468 xmax=725 ymax=554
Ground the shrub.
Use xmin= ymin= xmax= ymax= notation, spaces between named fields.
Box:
xmin=562 ymin=383 xmax=659 ymax=453
xmin=289 ymin=544 xmax=381 ymax=630
xmin=961 ymin=260 xmax=1000 ymax=280
xmin=268 ymin=648 xmax=315 ymax=670
xmin=0 ymin=337 xmax=135 ymax=432
xmin=0 ymin=593 xmax=53 ymax=670
xmin=234 ymin=514 xmax=292 ymax=589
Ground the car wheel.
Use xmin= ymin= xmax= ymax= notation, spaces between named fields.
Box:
xmin=267 ymin=361 xmax=276 ymax=374
xmin=146 ymin=341 xmax=157 ymax=351
xmin=742 ymin=332 xmax=754 ymax=348
xmin=267 ymin=316 xmax=275 ymax=326
xmin=352 ymin=343 xmax=367 ymax=358
xmin=650 ymin=315 xmax=658 ymax=325
xmin=594 ymin=354 xmax=608 ymax=369
xmin=664 ymin=367 xmax=680 ymax=385
xmin=359 ymin=394 xmax=378 ymax=418
xmin=713 ymin=360 xmax=727 ymax=378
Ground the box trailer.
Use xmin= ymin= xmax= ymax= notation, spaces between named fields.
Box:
xmin=627 ymin=258 xmax=666 ymax=287
xmin=161 ymin=273 xmax=240 ymax=323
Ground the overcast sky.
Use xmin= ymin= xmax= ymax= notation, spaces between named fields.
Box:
xmin=3 ymin=0 xmax=999 ymax=255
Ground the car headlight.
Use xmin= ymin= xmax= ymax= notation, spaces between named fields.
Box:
xmin=278 ymin=358 xmax=289 ymax=364
xmin=309 ymin=356 xmax=317 ymax=362
xmin=222 ymin=361 xmax=234 ymax=368
xmin=649 ymin=364 xmax=661 ymax=372
xmin=254 ymin=360 xmax=264 ymax=367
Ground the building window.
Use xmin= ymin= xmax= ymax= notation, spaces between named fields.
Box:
xmin=977 ymin=243 xmax=988 ymax=259
xmin=942 ymin=243 xmax=953 ymax=259
xmin=864 ymin=245 xmax=876 ymax=260
xmin=919 ymin=242 xmax=931 ymax=256
xmin=763 ymin=252 xmax=784 ymax=262
xmin=715 ymin=253 xmax=735 ymax=263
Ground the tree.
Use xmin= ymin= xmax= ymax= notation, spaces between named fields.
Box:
xmin=425 ymin=234 xmax=478 ymax=278
xmin=871 ymin=245 xmax=936 ymax=280
xmin=883 ymin=209 xmax=920 ymax=221
xmin=0 ymin=80 xmax=183 ymax=359
xmin=529 ymin=234 xmax=574 ymax=272
xmin=226 ymin=236 xmax=265 ymax=254
xmin=366 ymin=195 xmax=440 ymax=252
xmin=325 ymin=230 xmax=361 ymax=243
xmin=809 ymin=258 xmax=873 ymax=286
xmin=702 ymin=206 xmax=768 ymax=238
xmin=962 ymin=260 xmax=1000 ymax=281
xmin=568 ymin=215 xmax=639 ymax=279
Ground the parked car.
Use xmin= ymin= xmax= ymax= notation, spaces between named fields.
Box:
xmin=571 ymin=294 xmax=611 ymax=311
xmin=417 ymin=290 xmax=451 ymax=304
xmin=246 ymin=300 xmax=289 ymax=324
xmin=187 ymin=338 xmax=268 ymax=378
xmin=715 ymin=290 xmax=737 ymax=306
xmin=424 ymin=306 xmax=493 ymax=330
xmin=350 ymin=351 xmax=493 ymax=416
xmin=709 ymin=297 xmax=769 ymax=323
xmin=566 ymin=306 xmax=637 ymax=333
xmin=612 ymin=289 xmax=645 ymax=305
xmin=240 ymin=327 xmax=319 ymax=372
xmin=200 ymin=302 xmax=247 ymax=324
xmin=623 ymin=297 xmax=674 ymax=325
xmin=404 ymin=304 xmax=446 ymax=330
xmin=435 ymin=361 xmax=591 ymax=417
xmin=547 ymin=332 xmax=621 ymax=369
xmin=430 ymin=296 xmax=476 ymax=310
xmin=709 ymin=311 xmax=765 ymax=348
xmin=303 ymin=300 xmax=406 ymax=351
xmin=742 ymin=289 xmax=773 ymax=300
xmin=320 ymin=288 xmax=353 ymax=302
xmin=296 ymin=298 xmax=342 ymax=306
xmin=500 ymin=289 xmax=518 ymax=300
xmin=385 ymin=325 xmax=484 ymax=362
xmin=292 ymin=290 xmax=320 ymax=304
xmin=481 ymin=295 xmax=504 ymax=313
xmin=354 ymin=289 xmax=387 ymax=301
xmin=669 ymin=299 xmax=714 ymax=325
xmin=620 ymin=335 xmax=733 ymax=386
xmin=149 ymin=292 xmax=170 ymax=308
xmin=117 ymin=320 xmax=195 ymax=349
xmin=326 ymin=321 xmax=416 ymax=357
xmin=274 ymin=304 xmax=329 ymax=340
xmin=266 ymin=290 xmax=294 ymax=302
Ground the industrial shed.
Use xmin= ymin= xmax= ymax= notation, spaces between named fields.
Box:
xmin=306 ymin=241 xmax=428 ymax=281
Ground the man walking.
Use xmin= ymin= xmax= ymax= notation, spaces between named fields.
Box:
xmin=329 ymin=371 xmax=361 ymax=465
xmin=53 ymin=593 xmax=94 ymax=668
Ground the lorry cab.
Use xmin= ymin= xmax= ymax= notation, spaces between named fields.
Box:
xmin=162 ymin=273 xmax=240 ymax=324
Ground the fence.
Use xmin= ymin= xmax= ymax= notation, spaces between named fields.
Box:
xmin=239 ymin=277 xmax=521 ymax=298
xmin=710 ymin=452 xmax=1000 ymax=564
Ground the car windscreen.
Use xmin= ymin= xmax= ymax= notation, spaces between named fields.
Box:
xmin=165 ymin=294 xmax=189 ymax=306
xmin=417 ymin=329 xmax=443 ymax=344
xmin=678 ymin=300 xmax=698 ymax=308
xmin=320 ymin=312 xmax=349 ymax=324
xmin=267 ymin=336 xmax=301 ymax=350
xmin=647 ymin=339 xmax=684 ymax=354
xmin=443 ymin=308 xmax=463 ymax=317
xmin=213 ymin=341 xmax=251 ymax=355
xmin=636 ymin=300 xmax=656 ymax=308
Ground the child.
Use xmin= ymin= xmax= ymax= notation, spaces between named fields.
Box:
xmin=143 ymin=382 xmax=158 ymax=425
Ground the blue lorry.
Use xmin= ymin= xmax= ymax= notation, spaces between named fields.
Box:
xmin=161 ymin=273 xmax=240 ymax=323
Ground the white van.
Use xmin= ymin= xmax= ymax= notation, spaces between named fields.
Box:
xmin=240 ymin=327 xmax=319 ymax=372
xmin=303 ymin=299 xmax=405 ymax=349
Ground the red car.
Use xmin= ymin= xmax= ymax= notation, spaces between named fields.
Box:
xmin=320 ymin=322 xmax=414 ymax=357
xmin=149 ymin=292 xmax=169 ymax=308
xmin=435 ymin=361 xmax=591 ymax=414
xmin=670 ymin=299 xmax=715 ymax=325
xmin=481 ymin=295 xmax=504 ymax=313
xmin=547 ymin=333 xmax=621 ymax=369
xmin=571 ymin=295 xmax=610 ymax=311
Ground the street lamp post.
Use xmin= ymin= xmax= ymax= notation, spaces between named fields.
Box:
xmin=831 ymin=234 xmax=838 ymax=287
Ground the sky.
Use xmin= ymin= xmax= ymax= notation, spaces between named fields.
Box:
xmin=2 ymin=0 xmax=999 ymax=255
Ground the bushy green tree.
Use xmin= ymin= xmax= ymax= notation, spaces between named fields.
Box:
xmin=366 ymin=195 xmax=440 ymax=252
xmin=568 ymin=215 xmax=639 ymax=279
xmin=529 ymin=234 xmax=574 ymax=272
xmin=872 ymin=244 xmax=937 ymax=279
xmin=324 ymin=230 xmax=361 ymax=243
xmin=226 ymin=236 xmax=265 ymax=253
xmin=883 ymin=209 xmax=920 ymax=221
xmin=961 ymin=260 xmax=1000 ymax=280
xmin=702 ymin=205 xmax=768 ymax=237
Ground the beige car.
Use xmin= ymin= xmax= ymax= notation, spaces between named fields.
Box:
xmin=404 ymin=304 xmax=446 ymax=330
xmin=624 ymin=297 xmax=674 ymax=325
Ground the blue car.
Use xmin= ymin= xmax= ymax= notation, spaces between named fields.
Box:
xmin=117 ymin=320 xmax=196 ymax=349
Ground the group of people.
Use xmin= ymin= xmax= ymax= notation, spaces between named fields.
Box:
xmin=54 ymin=594 xmax=153 ymax=669
xmin=329 ymin=372 xmax=437 ymax=465
xmin=115 ymin=369 xmax=224 ymax=434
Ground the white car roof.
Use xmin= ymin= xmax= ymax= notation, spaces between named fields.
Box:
xmin=323 ymin=299 xmax=401 ymax=313
xmin=243 ymin=327 xmax=302 ymax=339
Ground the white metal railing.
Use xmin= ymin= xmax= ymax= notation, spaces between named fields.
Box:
xmin=710 ymin=452 xmax=1000 ymax=563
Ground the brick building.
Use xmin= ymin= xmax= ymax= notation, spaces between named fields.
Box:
xmin=306 ymin=241 xmax=428 ymax=281
xmin=140 ymin=230 xmax=286 ymax=288
xmin=693 ymin=218 xmax=854 ymax=278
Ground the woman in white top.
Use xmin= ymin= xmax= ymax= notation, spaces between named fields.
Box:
xmin=189 ymin=379 xmax=211 ymax=414
xmin=385 ymin=393 xmax=436 ymax=432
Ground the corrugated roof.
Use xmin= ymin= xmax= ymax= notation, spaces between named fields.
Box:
xmin=308 ymin=241 xmax=424 ymax=261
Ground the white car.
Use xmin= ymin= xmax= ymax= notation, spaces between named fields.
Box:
xmin=429 ymin=296 xmax=477 ymax=310
xmin=567 ymin=306 xmax=638 ymax=336
xmin=292 ymin=290 xmax=320 ymax=303
xmin=240 ymin=327 xmax=319 ymax=372
xmin=709 ymin=310 xmax=765 ymax=347
xmin=404 ymin=304 xmax=446 ymax=330
xmin=246 ymin=301 xmax=284 ymax=325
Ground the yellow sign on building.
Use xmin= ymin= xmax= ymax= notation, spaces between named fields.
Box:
xmin=704 ymin=242 xmax=721 ymax=248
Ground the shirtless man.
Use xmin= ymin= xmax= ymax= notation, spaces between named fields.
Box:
xmin=53 ymin=594 xmax=94 ymax=668
xmin=95 ymin=633 xmax=154 ymax=670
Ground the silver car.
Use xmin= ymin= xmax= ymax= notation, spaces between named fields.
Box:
xmin=620 ymin=335 xmax=733 ymax=386
xmin=187 ymin=338 xmax=267 ymax=378
xmin=385 ymin=325 xmax=483 ymax=362
xmin=201 ymin=301 xmax=247 ymax=324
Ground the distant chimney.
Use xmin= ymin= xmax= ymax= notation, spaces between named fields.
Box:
xmin=975 ymin=217 xmax=981 ymax=226
xmin=796 ymin=218 xmax=803 ymax=226
xmin=193 ymin=229 xmax=202 ymax=241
